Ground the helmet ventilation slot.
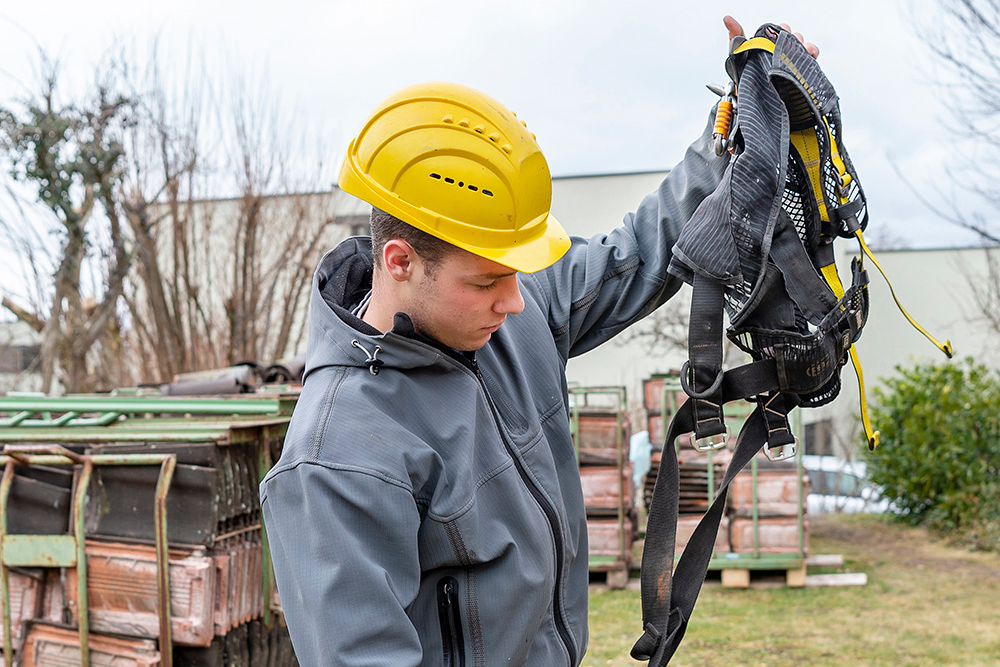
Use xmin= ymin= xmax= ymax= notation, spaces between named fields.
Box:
xmin=429 ymin=173 xmax=494 ymax=197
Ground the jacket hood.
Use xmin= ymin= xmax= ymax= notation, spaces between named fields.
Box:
xmin=303 ymin=237 xmax=456 ymax=382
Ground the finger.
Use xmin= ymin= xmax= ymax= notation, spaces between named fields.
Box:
xmin=723 ymin=15 xmax=744 ymax=41
xmin=778 ymin=23 xmax=821 ymax=60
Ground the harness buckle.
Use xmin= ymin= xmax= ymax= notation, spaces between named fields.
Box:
xmin=763 ymin=438 xmax=797 ymax=461
xmin=683 ymin=427 xmax=731 ymax=452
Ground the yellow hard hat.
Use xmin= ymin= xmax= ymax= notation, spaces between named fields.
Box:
xmin=338 ymin=82 xmax=570 ymax=273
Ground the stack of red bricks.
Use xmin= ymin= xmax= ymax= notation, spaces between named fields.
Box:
xmin=573 ymin=404 xmax=636 ymax=575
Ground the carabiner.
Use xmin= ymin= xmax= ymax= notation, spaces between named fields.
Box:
xmin=709 ymin=81 xmax=737 ymax=156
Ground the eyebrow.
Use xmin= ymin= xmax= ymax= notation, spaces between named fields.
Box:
xmin=473 ymin=270 xmax=517 ymax=280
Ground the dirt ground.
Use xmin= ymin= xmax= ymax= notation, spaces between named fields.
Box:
xmin=811 ymin=513 xmax=1000 ymax=581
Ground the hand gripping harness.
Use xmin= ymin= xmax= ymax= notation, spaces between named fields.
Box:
xmin=631 ymin=25 xmax=952 ymax=666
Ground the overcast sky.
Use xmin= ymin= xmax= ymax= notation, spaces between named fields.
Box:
xmin=0 ymin=0 xmax=990 ymax=266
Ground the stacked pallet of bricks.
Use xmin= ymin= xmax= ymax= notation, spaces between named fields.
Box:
xmin=641 ymin=376 xmax=808 ymax=558
xmin=571 ymin=388 xmax=635 ymax=587
xmin=0 ymin=397 xmax=299 ymax=667
xmin=727 ymin=457 xmax=809 ymax=555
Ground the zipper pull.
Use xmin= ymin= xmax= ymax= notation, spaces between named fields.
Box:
xmin=441 ymin=580 xmax=455 ymax=605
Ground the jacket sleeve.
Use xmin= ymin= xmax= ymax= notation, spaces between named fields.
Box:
xmin=524 ymin=109 xmax=728 ymax=359
xmin=261 ymin=461 xmax=423 ymax=667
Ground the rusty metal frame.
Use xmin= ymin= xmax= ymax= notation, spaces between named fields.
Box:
xmin=0 ymin=445 xmax=177 ymax=667
xmin=0 ymin=394 xmax=296 ymax=654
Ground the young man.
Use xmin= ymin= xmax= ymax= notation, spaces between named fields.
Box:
xmin=260 ymin=18 xmax=816 ymax=667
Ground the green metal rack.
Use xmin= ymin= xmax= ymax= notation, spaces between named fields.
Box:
xmin=568 ymin=385 xmax=632 ymax=582
xmin=0 ymin=445 xmax=177 ymax=667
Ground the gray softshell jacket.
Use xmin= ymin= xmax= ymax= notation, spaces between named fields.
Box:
xmin=259 ymin=119 xmax=726 ymax=667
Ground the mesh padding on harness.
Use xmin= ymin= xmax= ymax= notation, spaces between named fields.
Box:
xmin=669 ymin=25 xmax=868 ymax=401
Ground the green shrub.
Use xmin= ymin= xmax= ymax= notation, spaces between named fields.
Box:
xmin=865 ymin=359 xmax=1000 ymax=551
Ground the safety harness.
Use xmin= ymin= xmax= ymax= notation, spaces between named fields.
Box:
xmin=631 ymin=24 xmax=953 ymax=666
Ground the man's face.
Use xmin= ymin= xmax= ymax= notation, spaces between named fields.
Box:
xmin=405 ymin=248 xmax=525 ymax=352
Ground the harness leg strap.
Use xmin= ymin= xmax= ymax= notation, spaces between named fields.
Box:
xmin=684 ymin=277 xmax=728 ymax=447
xmin=635 ymin=398 xmax=790 ymax=666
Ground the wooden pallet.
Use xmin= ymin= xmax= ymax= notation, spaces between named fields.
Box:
xmin=714 ymin=554 xmax=867 ymax=588
xmin=588 ymin=563 xmax=631 ymax=589
xmin=719 ymin=563 xmax=808 ymax=588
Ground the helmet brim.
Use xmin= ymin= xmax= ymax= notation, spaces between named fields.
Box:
xmin=450 ymin=212 xmax=571 ymax=274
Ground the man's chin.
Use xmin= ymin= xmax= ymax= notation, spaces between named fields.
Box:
xmin=456 ymin=333 xmax=491 ymax=352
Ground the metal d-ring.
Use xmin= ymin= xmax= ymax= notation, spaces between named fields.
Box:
xmin=679 ymin=361 xmax=724 ymax=400
xmin=684 ymin=427 xmax=731 ymax=452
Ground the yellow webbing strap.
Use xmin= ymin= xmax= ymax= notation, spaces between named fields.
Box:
xmin=790 ymin=129 xmax=831 ymax=222
xmin=823 ymin=117 xmax=852 ymax=196
xmin=854 ymin=230 xmax=954 ymax=358
xmin=848 ymin=346 xmax=880 ymax=450
xmin=732 ymin=37 xmax=776 ymax=55
xmin=819 ymin=262 xmax=846 ymax=299
xmin=819 ymin=261 xmax=880 ymax=449
xmin=790 ymin=118 xmax=853 ymax=226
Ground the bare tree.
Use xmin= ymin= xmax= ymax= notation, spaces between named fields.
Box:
xmin=908 ymin=0 xmax=1000 ymax=340
xmin=119 ymin=51 xmax=343 ymax=384
xmin=0 ymin=55 xmax=133 ymax=393
xmin=911 ymin=0 xmax=1000 ymax=245
xmin=1 ymin=42 xmax=346 ymax=393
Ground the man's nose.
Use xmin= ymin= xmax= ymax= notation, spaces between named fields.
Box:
xmin=495 ymin=276 xmax=525 ymax=315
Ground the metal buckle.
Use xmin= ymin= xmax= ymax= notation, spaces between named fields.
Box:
xmin=683 ymin=427 xmax=730 ymax=453
xmin=764 ymin=438 xmax=797 ymax=462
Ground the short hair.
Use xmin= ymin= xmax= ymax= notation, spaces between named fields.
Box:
xmin=369 ymin=207 xmax=456 ymax=275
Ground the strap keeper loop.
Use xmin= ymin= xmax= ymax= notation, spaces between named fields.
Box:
xmin=630 ymin=623 xmax=662 ymax=661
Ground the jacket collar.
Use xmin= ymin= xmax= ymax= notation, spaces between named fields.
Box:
xmin=303 ymin=237 xmax=473 ymax=381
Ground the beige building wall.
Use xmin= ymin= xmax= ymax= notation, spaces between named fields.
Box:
xmin=0 ymin=320 xmax=43 ymax=393
xmin=550 ymin=171 xmax=689 ymax=419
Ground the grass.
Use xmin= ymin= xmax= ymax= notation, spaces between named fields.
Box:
xmin=585 ymin=514 xmax=1000 ymax=667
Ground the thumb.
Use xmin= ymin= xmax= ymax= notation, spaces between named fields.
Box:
xmin=723 ymin=15 xmax=744 ymax=42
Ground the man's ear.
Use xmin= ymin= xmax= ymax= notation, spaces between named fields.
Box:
xmin=382 ymin=239 xmax=418 ymax=283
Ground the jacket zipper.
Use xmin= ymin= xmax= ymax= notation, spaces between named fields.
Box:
xmin=437 ymin=577 xmax=466 ymax=667
xmin=471 ymin=359 xmax=577 ymax=666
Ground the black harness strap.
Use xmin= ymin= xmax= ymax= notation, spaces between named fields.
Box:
xmin=684 ymin=276 xmax=727 ymax=442
xmin=758 ymin=390 xmax=796 ymax=448
xmin=634 ymin=387 xmax=799 ymax=665
xmin=769 ymin=210 xmax=839 ymax=323
xmin=633 ymin=362 xmax=790 ymax=665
